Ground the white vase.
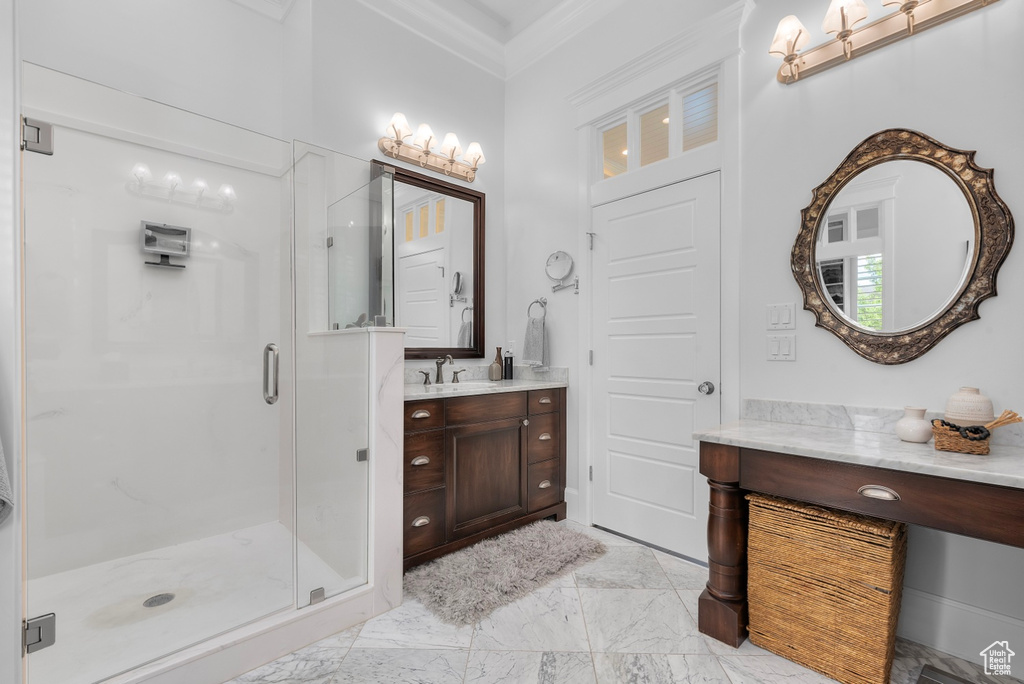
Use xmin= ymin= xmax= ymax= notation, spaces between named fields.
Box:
xmin=944 ymin=387 xmax=995 ymax=427
xmin=895 ymin=407 xmax=932 ymax=443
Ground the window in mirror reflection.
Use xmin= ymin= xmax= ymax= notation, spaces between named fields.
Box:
xmin=602 ymin=121 xmax=627 ymax=178
xmin=640 ymin=103 xmax=669 ymax=167
xmin=819 ymin=200 xmax=887 ymax=331
xmin=436 ymin=199 xmax=445 ymax=234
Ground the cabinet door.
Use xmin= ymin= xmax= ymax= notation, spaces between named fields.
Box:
xmin=446 ymin=416 xmax=528 ymax=540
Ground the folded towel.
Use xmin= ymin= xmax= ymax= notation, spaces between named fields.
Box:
xmin=522 ymin=315 xmax=547 ymax=367
xmin=0 ymin=437 xmax=12 ymax=527
xmin=457 ymin=320 xmax=473 ymax=347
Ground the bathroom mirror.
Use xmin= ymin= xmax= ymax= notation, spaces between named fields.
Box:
xmin=545 ymin=251 xmax=574 ymax=282
xmin=792 ymin=129 xmax=1014 ymax=364
xmin=374 ymin=161 xmax=485 ymax=360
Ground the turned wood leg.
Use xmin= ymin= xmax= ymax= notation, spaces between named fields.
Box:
xmin=697 ymin=442 xmax=748 ymax=647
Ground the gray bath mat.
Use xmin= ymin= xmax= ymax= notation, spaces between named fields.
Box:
xmin=404 ymin=520 xmax=606 ymax=625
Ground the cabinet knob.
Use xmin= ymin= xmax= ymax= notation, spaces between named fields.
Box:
xmin=412 ymin=516 xmax=431 ymax=527
xmin=538 ymin=433 xmax=552 ymax=441
xmin=411 ymin=409 xmax=431 ymax=419
xmin=538 ymin=397 xmax=552 ymax=405
xmin=538 ymin=480 xmax=552 ymax=489
xmin=411 ymin=456 xmax=430 ymax=466
xmin=858 ymin=485 xmax=900 ymax=501
xmin=522 ymin=418 xmax=530 ymax=426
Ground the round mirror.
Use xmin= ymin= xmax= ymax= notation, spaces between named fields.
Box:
xmin=545 ymin=251 xmax=574 ymax=282
xmin=792 ymin=129 xmax=1014 ymax=365
xmin=815 ymin=160 xmax=975 ymax=334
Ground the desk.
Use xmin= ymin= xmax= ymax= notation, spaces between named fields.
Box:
xmin=694 ymin=420 xmax=1024 ymax=647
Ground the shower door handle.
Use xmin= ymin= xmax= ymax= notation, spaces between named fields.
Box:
xmin=263 ymin=343 xmax=279 ymax=405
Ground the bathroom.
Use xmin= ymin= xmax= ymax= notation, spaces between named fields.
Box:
xmin=1 ymin=1 xmax=1023 ymax=683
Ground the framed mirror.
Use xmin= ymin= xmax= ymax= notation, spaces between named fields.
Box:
xmin=373 ymin=161 xmax=486 ymax=359
xmin=791 ymin=129 xmax=1014 ymax=364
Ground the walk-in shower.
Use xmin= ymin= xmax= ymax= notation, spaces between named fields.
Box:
xmin=19 ymin=64 xmax=398 ymax=684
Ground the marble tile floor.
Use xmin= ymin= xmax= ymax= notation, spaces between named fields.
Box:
xmin=228 ymin=521 xmax=1018 ymax=684
xmin=27 ymin=521 xmax=351 ymax=684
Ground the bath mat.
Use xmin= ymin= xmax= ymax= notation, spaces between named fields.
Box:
xmin=404 ymin=520 xmax=605 ymax=625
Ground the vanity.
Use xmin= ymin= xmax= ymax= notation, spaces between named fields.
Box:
xmin=402 ymin=380 xmax=568 ymax=569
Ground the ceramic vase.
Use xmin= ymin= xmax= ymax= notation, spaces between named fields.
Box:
xmin=944 ymin=387 xmax=994 ymax=426
xmin=488 ymin=347 xmax=503 ymax=381
xmin=895 ymin=407 xmax=932 ymax=443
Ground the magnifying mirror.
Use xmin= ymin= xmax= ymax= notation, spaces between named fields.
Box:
xmin=546 ymin=251 xmax=574 ymax=282
xmin=452 ymin=271 xmax=464 ymax=295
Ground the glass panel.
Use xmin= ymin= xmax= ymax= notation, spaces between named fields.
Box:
xmin=602 ymin=122 xmax=628 ymax=178
xmin=828 ymin=216 xmax=847 ymax=243
xmin=22 ymin=64 xmax=294 ymax=684
xmin=682 ymin=83 xmax=718 ymax=152
xmin=640 ymin=104 xmax=670 ymax=167
xmin=419 ymin=204 xmax=429 ymax=238
xmin=292 ymin=141 xmax=372 ymax=606
xmin=856 ymin=254 xmax=884 ymax=330
xmin=405 ymin=211 xmax=413 ymax=242
xmin=436 ymin=198 xmax=446 ymax=234
xmin=857 ymin=207 xmax=880 ymax=239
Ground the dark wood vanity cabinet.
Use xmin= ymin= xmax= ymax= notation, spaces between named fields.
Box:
xmin=403 ymin=387 xmax=567 ymax=569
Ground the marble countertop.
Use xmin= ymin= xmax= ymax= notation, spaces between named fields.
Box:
xmin=404 ymin=378 xmax=567 ymax=400
xmin=695 ymin=419 xmax=1024 ymax=490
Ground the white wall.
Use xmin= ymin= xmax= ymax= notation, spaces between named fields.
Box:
xmin=739 ymin=0 xmax=1024 ymax=661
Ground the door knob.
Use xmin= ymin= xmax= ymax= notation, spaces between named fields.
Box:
xmin=698 ymin=381 xmax=715 ymax=395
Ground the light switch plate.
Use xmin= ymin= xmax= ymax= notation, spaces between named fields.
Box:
xmin=767 ymin=303 xmax=796 ymax=330
xmin=767 ymin=334 xmax=796 ymax=361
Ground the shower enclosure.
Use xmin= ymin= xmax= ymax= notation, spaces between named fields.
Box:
xmin=20 ymin=64 xmax=395 ymax=684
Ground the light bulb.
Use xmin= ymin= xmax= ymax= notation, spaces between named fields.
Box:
xmin=440 ymin=133 xmax=462 ymax=159
xmin=191 ymin=178 xmax=209 ymax=196
xmin=163 ymin=171 xmax=182 ymax=190
xmin=131 ymin=163 xmax=151 ymax=183
xmin=218 ymin=184 xmax=236 ymax=202
xmin=463 ymin=142 xmax=485 ymax=167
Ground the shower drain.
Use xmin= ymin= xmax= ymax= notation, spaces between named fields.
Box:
xmin=143 ymin=593 xmax=175 ymax=608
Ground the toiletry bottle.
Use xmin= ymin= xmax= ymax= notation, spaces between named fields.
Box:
xmin=489 ymin=347 xmax=503 ymax=381
xmin=503 ymin=347 xmax=514 ymax=380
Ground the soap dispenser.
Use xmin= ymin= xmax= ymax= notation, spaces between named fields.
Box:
xmin=488 ymin=347 xmax=503 ymax=381
xmin=503 ymin=341 xmax=515 ymax=380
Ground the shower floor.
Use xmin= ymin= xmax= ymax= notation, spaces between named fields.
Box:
xmin=26 ymin=522 xmax=352 ymax=684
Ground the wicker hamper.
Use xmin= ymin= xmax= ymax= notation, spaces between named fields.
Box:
xmin=746 ymin=494 xmax=908 ymax=684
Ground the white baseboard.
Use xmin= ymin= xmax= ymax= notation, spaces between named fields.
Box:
xmin=897 ymin=587 xmax=1024 ymax=665
xmin=564 ymin=487 xmax=582 ymax=523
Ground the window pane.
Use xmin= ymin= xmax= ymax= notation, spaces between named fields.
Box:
xmin=640 ymin=104 xmax=669 ymax=167
xmin=857 ymin=207 xmax=879 ymax=239
xmin=436 ymin=198 xmax=445 ymax=234
xmin=602 ymin=122 xmax=627 ymax=178
xmin=827 ymin=216 xmax=846 ymax=243
xmin=419 ymin=205 xmax=428 ymax=238
xmin=856 ymin=254 xmax=883 ymax=330
xmin=682 ymin=83 xmax=718 ymax=152
xmin=405 ymin=211 xmax=413 ymax=242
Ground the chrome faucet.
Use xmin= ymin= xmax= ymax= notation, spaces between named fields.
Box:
xmin=435 ymin=355 xmax=454 ymax=384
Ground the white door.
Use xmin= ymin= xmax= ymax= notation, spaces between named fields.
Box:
xmin=590 ymin=172 xmax=721 ymax=560
xmin=397 ymin=247 xmax=448 ymax=346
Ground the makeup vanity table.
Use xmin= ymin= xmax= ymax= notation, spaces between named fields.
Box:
xmin=694 ymin=420 xmax=1024 ymax=647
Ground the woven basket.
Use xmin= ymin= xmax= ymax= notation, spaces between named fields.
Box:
xmin=932 ymin=420 xmax=990 ymax=455
xmin=747 ymin=494 xmax=907 ymax=684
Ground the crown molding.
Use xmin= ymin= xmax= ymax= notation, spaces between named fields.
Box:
xmin=353 ymin=0 xmax=506 ymax=79
xmin=567 ymin=0 xmax=750 ymax=118
xmin=228 ymin=0 xmax=298 ymax=22
xmin=504 ymin=0 xmax=630 ymax=79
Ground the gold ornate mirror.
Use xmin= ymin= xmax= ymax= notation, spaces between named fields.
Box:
xmin=792 ymin=129 xmax=1014 ymax=364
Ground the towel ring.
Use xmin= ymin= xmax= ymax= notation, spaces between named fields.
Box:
xmin=528 ymin=297 xmax=547 ymax=318
xmin=462 ymin=306 xmax=473 ymax=323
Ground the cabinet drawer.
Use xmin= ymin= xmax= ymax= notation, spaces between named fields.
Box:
xmin=528 ymin=389 xmax=561 ymax=414
xmin=447 ymin=392 xmax=527 ymax=426
xmin=527 ymin=412 xmax=560 ymax=464
xmin=528 ymin=459 xmax=561 ymax=512
xmin=404 ymin=488 xmax=446 ymax=557
xmin=405 ymin=399 xmax=445 ymax=432
xmin=404 ymin=430 xmax=445 ymax=494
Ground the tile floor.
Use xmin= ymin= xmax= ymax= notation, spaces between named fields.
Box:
xmin=227 ymin=521 xmax=1015 ymax=684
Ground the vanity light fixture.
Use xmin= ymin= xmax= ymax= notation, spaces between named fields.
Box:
xmin=378 ymin=112 xmax=485 ymax=183
xmin=769 ymin=0 xmax=999 ymax=85
xmin=126 ymin=163 xmax=236 ymax=213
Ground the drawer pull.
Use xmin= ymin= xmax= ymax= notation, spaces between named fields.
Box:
xmin=411 ymin=456 xmax=430 ymax=466
xmin=858 ymin=485 xmax=900 ymax=501
xmin=538 ymin=480 xmax=552 ymax=489
xmin=538 ymin=397 xmax=552 ymax=405
xmin=412 ymin=516 xmax=431 ymax=527
xmin=538 ymin=433 xmax=552 ymax=441
xmin=411 ymin=410 xmax=431 ymax=419
xmin=523 ymin=419 xmax=530 ymax=426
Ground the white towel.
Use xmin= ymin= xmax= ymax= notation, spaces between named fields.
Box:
xmin=0 ymin=437 xmax=12 ymax=527
xmin=457 ymin=320 xmax=472 ymax=347
xmin=522 ymin=315 xmax=547 ymax=367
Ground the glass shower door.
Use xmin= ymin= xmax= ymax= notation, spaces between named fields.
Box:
xmin=21 ymin=65 xmax=298 ymax=684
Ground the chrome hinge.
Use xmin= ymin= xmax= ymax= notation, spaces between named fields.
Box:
xmin=356 ymin=448 xmax=368 ymax=462
xmin=589 ymin=350 xmax=593 ymax=365
xmin=21 ymin=117 xmax=53 ymax=155
xmin=24 ymin=613 xmax=56 ymax=654
xmin=326 ymin=236 xmax=334 ymax=248
xmin=589 ymin=466 xmax=593 ymax=481
xmin=586 ymin=232 xmax=596 ymax=250
xmin=309 ymin=587 xmax=325 ymax=605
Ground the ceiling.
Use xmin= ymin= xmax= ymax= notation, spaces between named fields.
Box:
xmin=445 ymin=0 xmax=563 ymax=42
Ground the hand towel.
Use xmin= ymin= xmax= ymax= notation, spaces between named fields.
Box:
xmin=457 ymin=320 xmax=473 ymax=347
xmin=522 ymin=315 xmax=547 ymax=367
xmin=0 ymin=437 xmax=12 ymax=527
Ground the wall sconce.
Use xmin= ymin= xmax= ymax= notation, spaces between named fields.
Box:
xmin=378 ymin=112 xmax=485 ymax=183
xmin=126 ymin=163 xmax=236 ymax=213
xmin=769 ymin=0 xmax=1000 ymax=84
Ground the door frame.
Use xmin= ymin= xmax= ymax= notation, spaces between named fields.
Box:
xmin=573 ymin=55 xmax=742 ymax=529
